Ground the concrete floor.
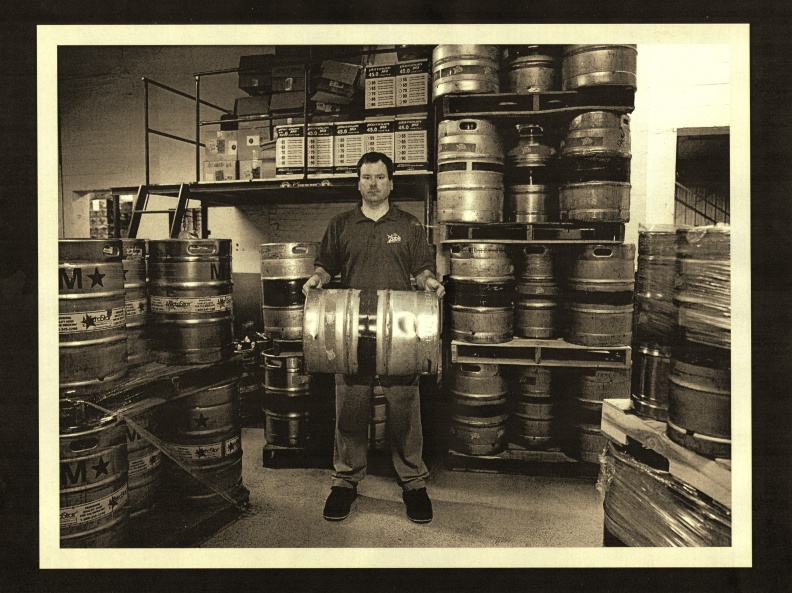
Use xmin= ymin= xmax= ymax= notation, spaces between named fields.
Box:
xmin=200 ymin=427 xmax=605 ymax=548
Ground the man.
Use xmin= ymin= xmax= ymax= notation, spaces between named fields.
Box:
xmin=303 ymin=152 xmax=444 ymax=524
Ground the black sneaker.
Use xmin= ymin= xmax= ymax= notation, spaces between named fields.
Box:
xmin=323 ymin=486 xmax=357 ymax=521
xmin=402 ymin=487 xmax=433 ymax=523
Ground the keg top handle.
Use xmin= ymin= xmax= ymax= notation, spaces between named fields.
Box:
xmin=291 ymin=245 xmax=309 ymax=255
xmin=592 ymin=247 xmax=614 ymax=257
xmin=458 ymin=120 xmax=479 ymax=131
xmin=187 ymin=242 xmax=219 ymax=256
xmin=460 ymin=364 xmax=483 ymax=374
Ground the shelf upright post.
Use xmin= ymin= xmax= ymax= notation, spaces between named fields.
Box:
xmin=302 ymin=50 xmax=311 ymax=180
xmin=195 ymin=74 xmax=201 ymax=182
xmin=143 ymin=77 xmax=150 ymax=186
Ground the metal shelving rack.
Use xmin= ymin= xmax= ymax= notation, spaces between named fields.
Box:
xmin=130 ymin=47 xmax=436 ymax=240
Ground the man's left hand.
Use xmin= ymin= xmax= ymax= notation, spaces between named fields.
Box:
xmin=424 ymin=276 xmax=445 ymax=299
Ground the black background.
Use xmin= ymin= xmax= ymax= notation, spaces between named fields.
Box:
xmin=1 ymin=2 xmax=790 ymax=592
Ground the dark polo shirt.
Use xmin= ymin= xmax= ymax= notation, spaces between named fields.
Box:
xmin=315 ymin=203 xmax=435 ymax=291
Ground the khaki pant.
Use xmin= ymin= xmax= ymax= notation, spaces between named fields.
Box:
xmin=331 ymin=373 xmax=429 ymax=491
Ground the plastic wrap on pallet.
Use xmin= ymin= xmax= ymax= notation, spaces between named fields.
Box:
xmin=596 ymin=441 xmax=731 ymax=546
xmin=674 ymin=225 xmax=731 ymax=350
xmin=634 ymin=224 xmax=683 ymax=345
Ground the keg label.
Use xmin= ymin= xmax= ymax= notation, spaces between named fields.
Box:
xmin=434 ymin=64 xmax=495 ymax=81
xmin=60 ymin=485 xmax=128 ymax=527
xmin=125 ymin=298 xmax=148 ymax=318
xmin=129 ymin=450 xmax=161 ymax=476
xmin=172 ymin=435 xmax=240 ymax=461
xmin=59 ymin=306 xmax=125 ymax=333
xmin=563 ymin=136 xmax=605 ymax=148
xmin=439 ymin=142 xmax=476 ymax=153
xmin=150 ymin=294 xmax=233 ymax=314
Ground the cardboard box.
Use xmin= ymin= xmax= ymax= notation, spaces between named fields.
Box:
xmin=272 ymin=76 xmax=306 ymax=92
xmin=310 ymin=90 xmax=354 ymax=106
xmin=307 ymin=123 xmax=334 ymax=178
xmin=315 ymin=78 xmax=357 ymax=98
xmin=365 ymin=64 xmax=397 ymax=110
xmin=204 ymin=131 xmax=238 ymax=161
xmin=320 ymin=60 xmax=361 ymax=86
xmin=363 ymin=117 xmax=394 ymax=160
xmin=235 ymin=95 xmax=271 ymax=117
xmin=333 ymin=121 xmax=366 ymax=176
xmin=394 ymin=115 xmax=429 ymax=173
xmin=275 ymin=124 xmax=305 ymax=178
xmin=203 ymin=161 xmax=238 ymax=181
xmin=238 ymin=54 xmax=275 ymax=95
xmin=238 ymin=126 xmax=275 ymax=161
xmin=395 ymin=60 xmax=430 ymax=107
xmin=239 ymin=152 xmax=276 ymax=180
xmin=270 ymin=91 xmax=306 ymax=112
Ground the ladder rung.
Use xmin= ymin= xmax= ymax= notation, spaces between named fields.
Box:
xmin=133 ymin=209 xmax=176 ymax=214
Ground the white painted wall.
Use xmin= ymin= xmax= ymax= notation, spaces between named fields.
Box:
xmin=628 ymin=44 xmax=731 ymax=247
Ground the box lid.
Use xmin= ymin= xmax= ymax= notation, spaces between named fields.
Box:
xmin=270 ymin=91 xmax=306 ymax=112
xmin=320 ymin=60 xmax=362 ymax=85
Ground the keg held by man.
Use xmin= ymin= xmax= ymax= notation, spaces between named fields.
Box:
xmin=302 ymin=151 xmax=444 ymax=523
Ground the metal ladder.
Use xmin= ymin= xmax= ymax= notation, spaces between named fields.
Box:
xmin=126 ymin=183 xmax=205 ymax=239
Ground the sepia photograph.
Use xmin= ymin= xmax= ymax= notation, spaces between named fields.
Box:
xmin=34 ymin=23 xmax=751 ymax=572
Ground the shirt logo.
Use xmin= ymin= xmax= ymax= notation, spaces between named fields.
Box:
xmin=387 ymin=233 xmax=402 ymax=244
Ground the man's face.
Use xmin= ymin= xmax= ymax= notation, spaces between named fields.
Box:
xmin=358 ymin=161 xmax=393 ymax=207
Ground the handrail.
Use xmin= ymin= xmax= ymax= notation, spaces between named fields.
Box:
xmin=142 ymin=76 xmax=231 ymax=185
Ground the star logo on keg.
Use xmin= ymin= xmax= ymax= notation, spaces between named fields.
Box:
xmin=108 ymin=495 xmax=120 ymax=509
xmin=195 ymin=413 xmax=209 ymax=428
xmin=87 ymin=267 xmax=106 ymax=288
xmin=195 ymin=447 xmax=207 ymax=458
xmin=92 ymin=456 xmax=109 ymax=478
xmin=138 ymin=302 xmax=146 ymax=312
xmin=227 ymin=440 xmax=237 ymax=453
xmin=82 ymin=314 xmax=97 ymax=329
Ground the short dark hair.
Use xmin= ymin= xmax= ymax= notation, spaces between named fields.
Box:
xmin=356 ymin=152 xmax=394 ymax=180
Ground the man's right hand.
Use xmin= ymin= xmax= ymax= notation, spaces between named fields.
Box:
xmin=302 ymin=272 xmax=325 ymax=296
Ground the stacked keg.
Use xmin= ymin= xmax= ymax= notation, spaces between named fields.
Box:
xmin=121 ymin=239 xmax=151 ymax=367
xmin=259 ymin=242 xmax=317 ymax=341
xmin=446 ymin=243 xmax=515 ymax=344
xmin=666 ymin=226 xmax=731 ymax=459
xmin=558 ymin=44 xmax=636 ymax=224
xmin=558 ymin=110 xmax=632 ymax=223
xmin=157 ymin=366 xmax=246 ymax=505
xmin=262 ymin=345 xmax=312 ymax=448
xmin=59 ymin=239 xmax=128 ymax=397
xmin=432 ymin=44 xmax=500 ymax=100
xmin=509 ymin=366 xmax=557 ymax=449
xmin=505 ymin=124 xmax=559 ymax=224
xmin=561 ymin=45 xmax=638 ymax=92
xmin=501 ymin=45 xmax=562 ymax=94
xmin=259 ymin=243 xmax=319 ymax=448
xmin=437 ymin=118 xmax=505 ymax=224
xmin=448 ymin=363 xmax=509 ymax=455
xmin=565 ymin=368 xmax=630 ymax=462
xmin=60 ymin=399 xmax=129 ymax=547
xmin=117 ymin=399 xmax=162 ymax=517
xmin=631 ymin=226 xmax=679 ymax=421
xmin=564 ymin=243 xmax=635 ymax=348
xmin=148 ymin=239 xmax=235 ymax=365
xmin=514 ymin=245 xmax=562 ymax=339
xmin=234 ymin=325 xmax=268 ymax=427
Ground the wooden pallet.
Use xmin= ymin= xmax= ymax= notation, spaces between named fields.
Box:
xmin=450 ymin=338 xmax=631 ymax=368
xmin=439 ymin=88 xmax=636 ymax=120
xmin=126 ymin=485 xmax=250 ymax=547
xmin=600 ymin=398 xmax=732 ymax=509
xmin=445 ymin=444 xmax=600 ymax=478
xmin=439 ymin=221 xmax=625 ymax=244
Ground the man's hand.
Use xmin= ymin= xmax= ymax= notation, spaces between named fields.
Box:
xmin=303 ymin=269 xmax=330 ymax=296
xmin=419 ymin=274 xmax=445 ymax=299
